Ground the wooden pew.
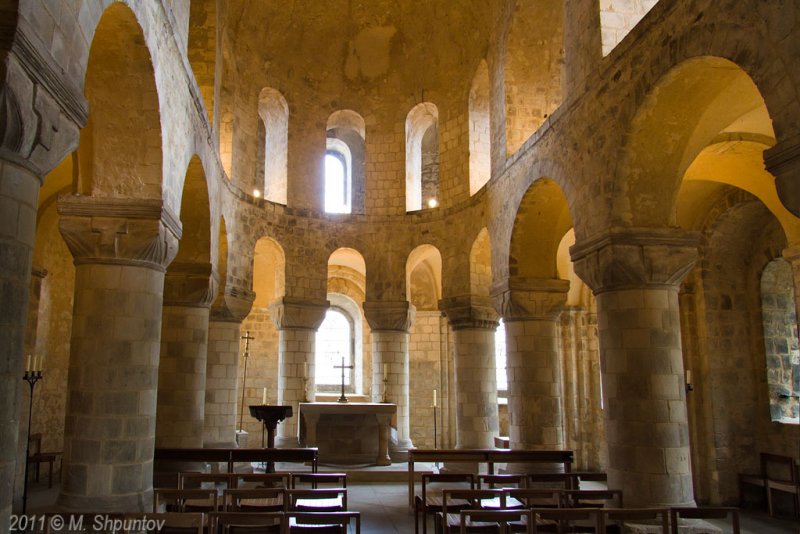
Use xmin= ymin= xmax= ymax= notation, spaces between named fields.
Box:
xmin=408 ymin=448 xmax=574 ymax=508
xmin=154 ymin=447 xmax=319 ymax=480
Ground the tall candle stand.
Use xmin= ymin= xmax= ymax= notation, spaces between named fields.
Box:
xmin=302 ymin=376 xmax=308 ymax=402
xmin=22 ymin=368 xmax=43 ymax=515
xmin=382 ymin=375 xmax=389 ymax=403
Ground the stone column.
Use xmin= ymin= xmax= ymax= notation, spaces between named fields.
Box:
xmin=155 ymin=263 xmax=216 ymax=448
xmin=269 ymin=297 xmax=328 ymax=447
xmin=571 ymin=227 xmax=699 ymax=508
xmin=363 ymin=301 xmax=416 ymax=457
xmin=204 ymin=287 xmax=255 ymax=448
xmin=765 ymin=135 xmax=800 ymax=218
xmin=440 ymin=296 xmax=499 ymax=449
xmin=57 ymin=196 xmax=180 ymax=512
xmin=492 ymin=278 xmax=569 ymax=458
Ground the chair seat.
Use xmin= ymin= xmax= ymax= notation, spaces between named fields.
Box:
xmin=442 ymin=512 xmax=499 ymax=533
xmin=295 ymin=495 xmax=344 ymax=511
xmin=239 ymin=496 xmax=284 ymax=511
xmin=184 ymin=497 xmax=216 ymax=511
xmin=288 ymin=517 xmax=345 ymax=532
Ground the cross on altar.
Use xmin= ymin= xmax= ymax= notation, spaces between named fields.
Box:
xmin=334 ymin=354 xmax=353 ymax=403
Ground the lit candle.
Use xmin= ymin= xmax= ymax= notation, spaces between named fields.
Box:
xmin=383 ymin=363 xmax=388 ymax=380
xmin=686 ymin=369 xmax=692 ymax=386
xmin=26 ymin=355 xmax=31 ymax=373
xmin=304 ymin=362 xmax=309 ymax=379
xmin=433 ymin=389 xmax=437 ymax=408
xmin=262 ymin=387 xmax=267 ymax=405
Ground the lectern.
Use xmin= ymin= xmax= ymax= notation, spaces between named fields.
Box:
xmin=249 ymin=405 xmax=293 ymax=472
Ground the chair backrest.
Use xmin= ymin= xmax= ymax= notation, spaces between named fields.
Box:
xmin=210 ymin=511 xmax=285 ymax=533
xmin=531 ymin=508 xmax=603 ymax=533
xmin=153 ymin=488 xmax=218 ymax=513
xmin=761 ymin=453 xmax=796 ymax=482
xmin=178 ymin=472 xmax=235 ymax=490
xmin=287 ymin=488 xmax=348 ymax=511
xmin=442 ymin=488 xmax=505 ymax=515
xmin=504 ymin=488 xmax=561 ymax=509
xmin=287 ymin=511 xmax=360 ymax=533
xmin=235 ymin=472 xmax=291 ymax=489
xmin=669 ymin=506 xmax=740 ymax=534
xmin=526 ymin=473 xmax=576 ymax=490
xmin=223 ymin=488 xmax=286 ymax=512
xmin=421 ymin=473 xmax=475 ymax=501
xmin=290 ymin=472 xmax=347 ymax=489
xmin=459 ymin=509 xmax=532 ymax=534
xmin=123 ymin=512 xmax=205 ymax=534
xmin=560 ymin=489 xmax=623 ymax=508
xmin=477 ymin=474 xmax=527 ymax=489
xmin=28 ymin=433 xmax=42 ymax=457
xmin=604 ymin=508 xmax=668 ymax=533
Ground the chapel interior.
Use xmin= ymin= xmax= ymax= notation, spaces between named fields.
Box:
xmin=2 ymin=0 xmax=800 ymax=530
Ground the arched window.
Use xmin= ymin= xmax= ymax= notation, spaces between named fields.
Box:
xmin=406 ymin=103 xmax=439 ymax=211
xmin=495 ymin=319 xmax=507 ymax=398
xmin=257 ymin=87 xmax=289 ymax=204
xmin=315 ymin=308 xmax=355 ymax=392
xmin=325 ymin=141 xmax=352 ymax=214
xmin=761 ymin=258 xmax=799 ymax=423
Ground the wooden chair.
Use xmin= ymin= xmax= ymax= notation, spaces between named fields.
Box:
xmin=287 ymin=511 xmax=360 ymax=533
xmin=458 ymin=509 xmax=533 ymax=534
xmin=178 ymin=472 xmax=236 ymax=490
xmin=530 ymin=508 xmax=603 ymax=533
xmin=440 ymin=489 xmax=507 ymax=533
xmin=766 ymin=466 xmax=800 ymax=518
xmin=153 ymin=488 xmax=219 ymax=513
xmin=287 ymin=488 xmax=348 ymax=512
xmin=478 ymin=475 xmax=528 ymax=489
xmin=738 ymin=452 xmax=795 ymax=510
xmin=27 ymin=433 xmax=61 ymax=488
xmin=291 ymin=472 xmax=347 ymax=490
xmin=526 ymin=474 xmax=575 ymax=491
xmin=235 ymin=472 xmax=291 ymax=489
xmin=669 ymin=506 xmax=740 ymax=534
xmin=503 ymin=489 xmax=561 ymax=510
xmin=559 ymin=490 xmax=623 ymax=509
xmin=224 ymin=487 xmax=286 ymax=512
xmin=603 ymin=508 xmax=668 ymax=534
xmin=210 ymin=511 xmax=286 ymax=533
xmin=123 ymin=512 xmax=205 ymax=534
xmin=414 ymin=473 xmax=475 ymax=534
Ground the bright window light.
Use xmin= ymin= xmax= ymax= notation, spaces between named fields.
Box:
xmin=325 ymin=153 xmax=350 ymax=214
xmin=315 ymin=309 xmax=352 ymax=386
xmin=495 ymin=319 xmax=507 ymax=392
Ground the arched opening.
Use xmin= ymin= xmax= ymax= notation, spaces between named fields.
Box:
xmin=469 ymin=60 xmax=491 ymax=195
xmin=327 ymin=110 xmax=366 ymax=214
xmin=257 ymin=87 xmax=289 ymax=204
xmin=77 ymin=2 xmax=163 ymax=199
xmin=470 ymin=228 xmax=492 ymax=298
xmin=325 ymin=140 xmax=351 ymax=214
xmin=503 ymin=0 xmax=564 ymax=156
xmin=315 ymin=307 xmax=356 ymax=393
xmin=406 ymin=103 xmax=439 ymax=211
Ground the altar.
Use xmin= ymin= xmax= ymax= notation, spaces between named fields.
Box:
xmin=298 ymin=402 xmax=396 ymax=466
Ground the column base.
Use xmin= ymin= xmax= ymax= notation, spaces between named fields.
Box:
xmin=276 ymin=436 xmax=301 ymax=448
xmin=235 ymin=431 xmax=249 ymax=448
xmin=389 ymin=436 xmax=414 ymax=462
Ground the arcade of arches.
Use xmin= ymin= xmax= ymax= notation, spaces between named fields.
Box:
xmin=2 ymin=0 xmax=800 ymax=523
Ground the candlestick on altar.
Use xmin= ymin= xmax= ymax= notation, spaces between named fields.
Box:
xmin=432 ymin=389 xmax=438 ymax=450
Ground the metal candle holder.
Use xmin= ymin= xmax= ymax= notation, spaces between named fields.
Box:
xmin=22 ymin=369 xmax=42 ymax=515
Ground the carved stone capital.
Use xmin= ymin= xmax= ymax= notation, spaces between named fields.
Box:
xmin=57 ymin=195 xmax=181 ymax=271
xmin=269 ymin=297 xmax=329 ymax=330
xmin=210 ymin=286 xmax=256 ymax=323
xmin=570 ymin=227 xmax=699 ymax=294
xmin=363 ymin=300 xmax=415 ymax=332
xmin=439 ymin=295 xmax=499 ymax=330
xmin=163 ymin=262 xmax=217 ymax=308
xmin=491 ymin=277 xmax=569 ymax=321
xmin=765 ymin=133 xmax=800 ymax=217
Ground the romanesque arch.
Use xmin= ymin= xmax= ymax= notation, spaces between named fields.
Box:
xmin=257 ymin=87 xmax=289 ymax=205
xmin=406 ymin=103 xmax=439 ymax=212
xmin=469 ymin=60 xmax=491 ymax=196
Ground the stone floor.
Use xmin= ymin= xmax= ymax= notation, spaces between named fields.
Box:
xmin=20 ymin=468 xmax=800 ymax=533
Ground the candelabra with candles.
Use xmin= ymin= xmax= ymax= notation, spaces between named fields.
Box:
xmin=22 ymin=355 xmax=43 ymax=515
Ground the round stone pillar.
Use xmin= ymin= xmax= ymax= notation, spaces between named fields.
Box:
xmin=493 ymin=278 xmax=569 ymax=456
xmin=363 ymin=301 xmax=416 ymax=456
xmin=57 ymin=196 xmax=180 ymax=512
xmin=571 ymin=227 xmax=699 ymax=508
xmin=440 ymin=296 xmax=499 ymax=449
xmin=155 ymin=263 xmax=216 ymax=448
xmin=269 ymin=297 xmax=328 ymax=447
xmin=204 ymin=288 xmax=255 ymax=447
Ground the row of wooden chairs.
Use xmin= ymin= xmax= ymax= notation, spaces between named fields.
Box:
xmin=434 ymin=506 xmax=740 ymax=534
xmin=38 ymin=511 xmax=360 ymax=533
xmin=155 ymin=488 xmax=348 ymax=514
xmin=177 ymin=472 xmax=347 ymax=491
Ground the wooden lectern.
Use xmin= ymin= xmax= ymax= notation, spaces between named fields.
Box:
xmin=249 ymin=405 xmax=293 ymax=472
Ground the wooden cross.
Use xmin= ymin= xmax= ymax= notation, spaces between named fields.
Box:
xmin=241 ymin=331 xmax=255 ymax=357
xmin=334 ymin=353 xmax=353 ymax=403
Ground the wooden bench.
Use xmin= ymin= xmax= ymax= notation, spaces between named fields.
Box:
xmin=738 ymin=452 xmax=796 ymax=514
xmin=154 ymin=447 xmax=319 ymax=481
xmin=408 ymin=448 xmax=574 ymax=508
